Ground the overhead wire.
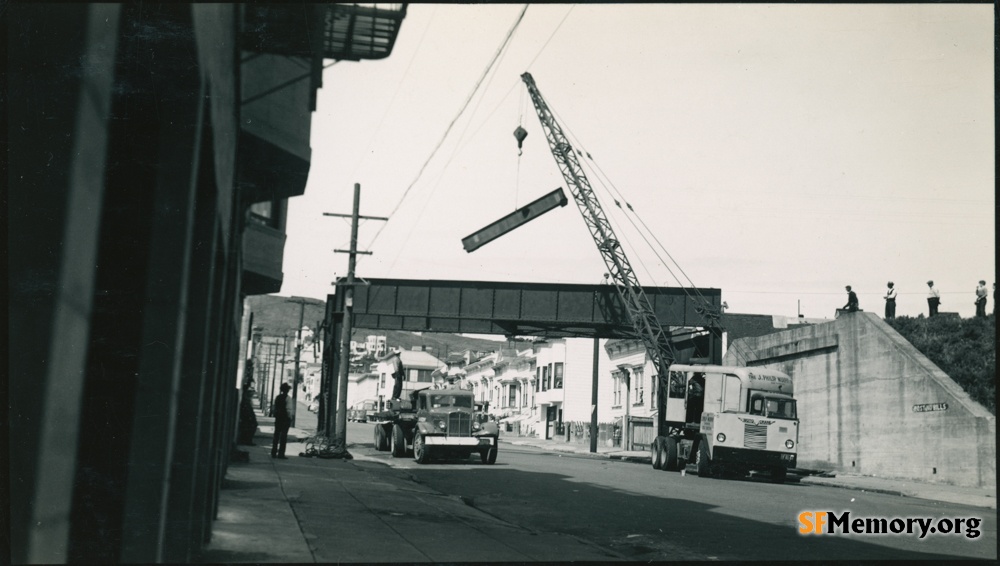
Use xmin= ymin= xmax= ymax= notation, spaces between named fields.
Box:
xmin=346 ymin=5 xmax=438 ymax=183
xmin=363 ymin=4 xmax=530 ymax=263
xmin=546 ymin=98 xmax=760 ymax=365
xmin=460 ymin=5 xmax=577 ymax=155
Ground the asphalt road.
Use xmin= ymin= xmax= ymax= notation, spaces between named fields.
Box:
xmin=347 ymin=422 xmax=996 ymax=561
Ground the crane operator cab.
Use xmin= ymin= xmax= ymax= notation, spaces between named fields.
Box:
xmin=659 ymin=364 xmax=798 ymax=483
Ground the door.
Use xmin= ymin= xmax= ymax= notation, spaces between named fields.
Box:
xmin=546 ymin=405 xmax=558 ymax=439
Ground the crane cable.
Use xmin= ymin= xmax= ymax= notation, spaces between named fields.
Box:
xmin=548 ymin=108 xmax=760 ymax=365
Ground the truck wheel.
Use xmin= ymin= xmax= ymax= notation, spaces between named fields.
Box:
xmin=374 ymin=424 xmax=389 ymax=451
xmin=480 ymin=445 xmax=498 ymax=465
xmin=771 ymin=467 xmax=787 ymax=484
xmin=413 ymin=432 xmax=431 ymax=464
xmin=391 ymin=424 xmax=406 ymax=457
xmin=651 ymin=437 xmax=664 ymax=470
xmin=696 ymin=438 xmax=714 ymax=478
xmin=663 ymin=437 xmax=680 ymax=471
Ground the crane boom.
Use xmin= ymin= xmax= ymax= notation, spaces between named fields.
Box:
xmin=520 ymin=72 xmax=675 ymax=433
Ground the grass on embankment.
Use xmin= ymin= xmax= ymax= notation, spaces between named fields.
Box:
xmin=886 ymin=314 xmax=996 ymax=415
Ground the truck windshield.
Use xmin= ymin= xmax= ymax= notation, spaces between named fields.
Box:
xmin=749 ymin=394 xmax=797 ymax=419
xmin=429 ymin=394 xmax=473 ymax=409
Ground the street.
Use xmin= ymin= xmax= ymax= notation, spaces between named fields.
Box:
xmin=345 ymin=422 xmax=996 ymax=561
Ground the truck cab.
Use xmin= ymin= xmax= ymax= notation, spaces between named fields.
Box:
xmin=656 ymin=364 xmax=798 ymax=482
xmin=373 ymin=387 xmax=500 ymax=465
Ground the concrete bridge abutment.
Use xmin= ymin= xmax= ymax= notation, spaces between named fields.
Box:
xmin=725 ymin=312 xmax=995 ymax=488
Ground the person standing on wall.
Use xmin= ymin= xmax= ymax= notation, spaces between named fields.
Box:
xmin=926 ymin=280 xmax=941 ymax=317
xmin=975 ymin=280 xmax=988 ymax=318
xmin=271 ymin=383 xmax=292 ymax=459
xmin=883 ymin=281 xmax=897 ymax=320
xmin=843 ymin=285 xmax=859 ymax=313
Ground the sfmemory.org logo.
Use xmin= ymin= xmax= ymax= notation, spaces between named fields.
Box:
xmin=799 ymin=511 xmax=982 ymax=540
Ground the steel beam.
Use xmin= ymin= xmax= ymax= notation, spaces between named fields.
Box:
xmin=329 ymin=278 xmax=721 ymax=339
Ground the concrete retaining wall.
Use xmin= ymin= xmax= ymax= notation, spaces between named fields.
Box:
xmin=725 ymin=312 xmax=995 ymax=488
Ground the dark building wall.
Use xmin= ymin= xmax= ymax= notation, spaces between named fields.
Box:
xmin=8 ymin=5 xmax=124 ymax=563
xmin=10 ymin=3 xmax=403 ymax=562
xmin=8 ymin=4 xmax=273 ymax=563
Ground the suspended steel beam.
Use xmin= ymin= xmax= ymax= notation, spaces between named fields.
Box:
xmin=462 ymin=188 xmax=568 ymax=252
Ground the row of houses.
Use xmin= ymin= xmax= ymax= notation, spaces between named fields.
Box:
xmin=347 ymin=315 xmax=821 ymax=449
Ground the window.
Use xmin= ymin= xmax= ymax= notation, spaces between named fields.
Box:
xmin=766 ymin=397 xmax=797 ymax=419
xmin=612 ymin=371 xmax=622 ymax=406
xmin=650 ymin=371 xmax=658 ymax=406
xmin=554 ymin=363 xmax=564 ymax=389
xmin=541 ymin=366 xmax=549 ymax=391
xmin=412 ymin=369 xmax=432 ymax=383
xmin=430 ymin=394 xmax=472 ymax=409
xmin=508 ymin=384 xmax=517 ymax=407
xmin=249 ymin=199 xmax=282 ymax=228
xmin=380 ymin=373 xmax=386 ymax=388
xmin=668 ymin=371 xmax=686 ymax=399
xmin=633 ymin=367 xmax=644 ymax=405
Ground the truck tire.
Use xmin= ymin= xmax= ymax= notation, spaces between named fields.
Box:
xmin=391 ymin=424 xmax=406 ymax=457
xmin=480 ymin=445 xmax=498 ymax=465
xmin=663 ymin=436 xmax=680 ymax=471
xmin=697 ymin=438 xmax=714 ymax=478
xmin=374 ymin=424 xmax=389 ymax=451
xmin=771 ymin=467 xmax=787 ymax=484
xmin=413 ymin=432 xmax=431 ymax=464
xmin=651 ymin=437 xmax=664 ymax=470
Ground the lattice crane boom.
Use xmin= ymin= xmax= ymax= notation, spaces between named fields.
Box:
xmin=520 ymin=72 xmax=676 ymax=420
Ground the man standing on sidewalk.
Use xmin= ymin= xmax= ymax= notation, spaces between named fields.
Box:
xmin=271 ymin=383 xmax=292 ymax=459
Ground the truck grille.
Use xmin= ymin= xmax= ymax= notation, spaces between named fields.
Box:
xmin=743 ymin=423 xmax=767 ymax=450
xmin=448 ymin=412 xmax=472 ymax=437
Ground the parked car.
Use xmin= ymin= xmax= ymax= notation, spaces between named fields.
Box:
xmin=348 ymin=399 xmax=378 ymax=422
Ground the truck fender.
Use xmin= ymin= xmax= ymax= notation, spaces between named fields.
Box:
xmin=415 ymin=421 xmax=437 ymax=435
xmin=478 ymin=422 xmax=500 ymax=436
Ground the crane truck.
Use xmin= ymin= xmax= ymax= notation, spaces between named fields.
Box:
xmin=520 ymin=72 xmax=798 ymax=482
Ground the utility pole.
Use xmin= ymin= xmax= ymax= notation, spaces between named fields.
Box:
xmin=323 ymin=183 xmax=386 ymax=457
xmin=287 ymin=298 xmax=310 ymax=428
xmin=269 ymin=341 xmax=279 ymax=415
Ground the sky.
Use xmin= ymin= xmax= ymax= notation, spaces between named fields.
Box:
xmin=280 ymin=4 xmax=994 ymax=322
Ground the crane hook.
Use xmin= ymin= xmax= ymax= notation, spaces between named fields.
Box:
xmin=513 ymin=125 xmax=528 ymax=156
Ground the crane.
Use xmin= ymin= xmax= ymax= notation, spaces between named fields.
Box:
xmin=520 ymin=72 xmax=678 ymax=436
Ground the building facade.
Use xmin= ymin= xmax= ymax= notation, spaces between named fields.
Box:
xmin=9 ymin=4 xmax=406 ymax=563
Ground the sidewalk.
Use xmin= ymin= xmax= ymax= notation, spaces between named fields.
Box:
xmin=197 ymin=414 xmax=624 ymax=563
xmin=502 ymin=435 xmax=997 ymax=510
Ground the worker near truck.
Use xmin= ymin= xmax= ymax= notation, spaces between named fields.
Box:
xmin=270 ymin=383 xmax=292 ymax=459
xmin=387 ymin=349 xmax=405 ymax=401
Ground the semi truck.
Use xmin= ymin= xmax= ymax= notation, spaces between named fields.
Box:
xmin=372 ymin=386 xmax=500 ymax=464
xmin=653 ymin=364 xmax=798 ymax=482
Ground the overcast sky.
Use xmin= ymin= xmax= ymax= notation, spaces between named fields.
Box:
xmin=280 ymin=4 xmax=994 ymax=321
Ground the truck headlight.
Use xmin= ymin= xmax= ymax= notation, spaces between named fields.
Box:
xmin=785 ymin=439 xmax=794 ymax=449
xmin=436 ymin=420 xmax=447 ymax=430
xmin=472 ymin=421 xmax=482 ymax=431
xmin=716 ymin=433 xmax=726 ymax=443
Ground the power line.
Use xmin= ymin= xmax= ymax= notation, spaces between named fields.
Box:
xmin=364 ymin=5 xmax=530 ymax=255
